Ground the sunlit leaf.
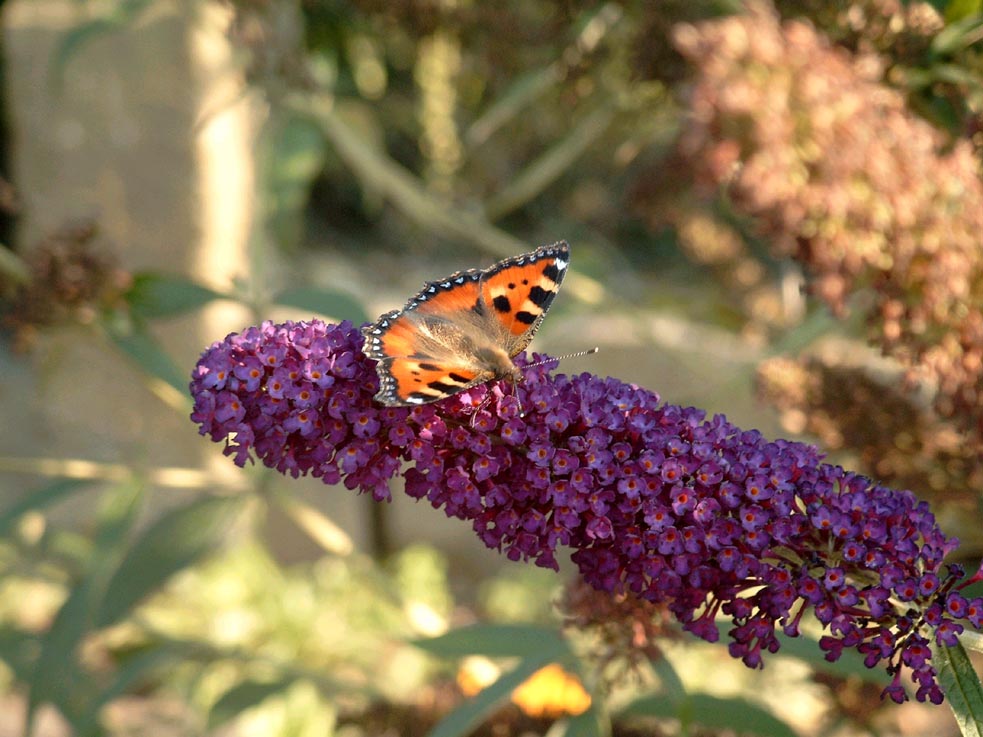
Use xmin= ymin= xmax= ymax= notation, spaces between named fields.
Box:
xmin=94 ymin=495 xmax=244 ymax=628
xmin=207 ymin=677 xmax=299 ymax=731
xmin=554 ymin=707 xmax=608 ymax=737
xmin=945 ymin=0 xmax=983 ymax=23
xmin=427 ymin=654 xmax=556 ymax=737
xmin=102 ymin=316 xmax=189 ymax=399
xmin=76 ymin=645 xmax=186 ymax=737
xmin=273 ymin=285 xmax=370 ymax=325
xmin=931 ymin=12 xmax=983 ymax=56
xmin=0 ymin=478 xmax=95 ymax=536
xmin=125 ymin=273 xmax=226 ymax=320
xmin=27 ymin=482 xmax=144 ymax=730
xmin=0 ymin=626 xmax=42 ymax=684
xmin=412 ymin=623 xmax=570 ymax=660
xmin=272 ymin=489 xmax=354 ymax=555
xmin=50 ymin=0 xmax=155 ymax=89
xmin=963 ymin=631 xmax=983 ymax=654
xmin=620 ymin=693 xmax=799 ymax=737
xmin=262 ymin=113 xmax=328 ymax=249
xmin=483 ymin=105 xmax=616 ymax=222
xmin=648 ymin=656 xmax=687 ymax=701
xmin=772 ymin=629 xmax=890 ymax=685
xmin=936 ymin=641 xmax=983 ymax=736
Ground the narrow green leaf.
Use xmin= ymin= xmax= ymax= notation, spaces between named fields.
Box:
xmin=207 ymin=678 xmax=299 ymax=731
xmin=304 ymin=95 xmax=529 ymax=260
xmin=50 ymin=0 xmax=155 ymax=90
xmin=262 ymin=114 xmax=327 ymax=250
xmin=962 ymin=631 xmax=983 ymax=654
xmin=556 ymin=707 xmax=607 ymax=737
xmin=931 ymin=13 xmax=983 ymax=56
xmin=621 ymin=693 xmax=799 ymax=737
xmin=464 ymin=65 xmax=560 ymax=149
xmin=273 ymin=286 xmax=370 ymax=325
xmin=0 ymin=626 xmax=42 ymax=684
xmin=412 ymin=623 xmax=570 ymax=660
xmin=648 ymin=656 xmax=687 ymax=701
xmin=427 ymin=655 xmax=555 ymax=737
xmin=772 ymin=629 xmax=890 ymax=685
xmin=936 ymin=641 xmax=983 ymax=736
xmin=483 ymin=105 xmax=616 ymax=222
xmin=94 ymin=495 xmax=243 ymax=628
xmin=27 ymin=482 xmax=144 ymax=729
xmin=945 ymin=0 xmax=983 ymax=23
xmin=125 ymin=273 xmax=226 ymax=320
xmin=0 ymin=478 xmax=95 ymax=536
xmin=75 ymin=645 xmax=185 ymax=736
xmin=103 ymin=319 xmax=188 ymax=396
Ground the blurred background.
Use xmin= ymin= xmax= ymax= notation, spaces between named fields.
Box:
xmin=1 ymin=0 xmax=982 ymax=735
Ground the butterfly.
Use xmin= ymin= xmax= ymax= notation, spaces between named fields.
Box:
xmin=361 ymin=241 xmax=570 ymax=406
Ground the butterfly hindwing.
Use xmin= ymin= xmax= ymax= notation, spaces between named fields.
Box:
xmin=378 ymin=357 xmax=483 ymax=405
xmin=362 ymin=241 xmax=570 ymax=406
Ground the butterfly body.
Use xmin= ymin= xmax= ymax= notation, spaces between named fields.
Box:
xmin=362 ymin=242 xmax=569 ymax=406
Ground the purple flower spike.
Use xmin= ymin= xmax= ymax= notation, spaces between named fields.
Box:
xmin=190 ymin=319 xmax=983 ymax=704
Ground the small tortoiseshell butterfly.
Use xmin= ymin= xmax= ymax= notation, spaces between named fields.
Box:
xmin=362 ymin=241 xmax=569 ymax=406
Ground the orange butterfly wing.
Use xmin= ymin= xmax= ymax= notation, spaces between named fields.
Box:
xmin=362 ymin=242 xmax=569 ymax=406
xmin=479 ymin=243 xmax=568 ymax=353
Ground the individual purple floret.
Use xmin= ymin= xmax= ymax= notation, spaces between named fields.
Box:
xmin=190 ymin=319 xmax=983 ymax=704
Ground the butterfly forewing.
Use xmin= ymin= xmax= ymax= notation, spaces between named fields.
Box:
xmin=479 ymin=243 xmax=568 ymax=354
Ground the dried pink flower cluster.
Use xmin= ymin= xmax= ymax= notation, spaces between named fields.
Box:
xmin=673 ymin=4 xmax=983 ymax=441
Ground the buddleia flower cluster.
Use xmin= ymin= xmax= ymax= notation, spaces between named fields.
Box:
xmin=672 ymin=3 xmax=983 ymax=443
xmin=190 ymin=319 xmax=983 ymax=704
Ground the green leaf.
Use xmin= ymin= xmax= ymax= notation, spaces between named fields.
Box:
xmin=931 ymin=13 xmax=983 ymax=57
xmin=75 ymin=645 xmax=186 ymax=737
xmin=50 ymin=0 xmax=155 ymax=90
xmin=772 ymin=629 xmax=890 ymax=685
xmin=483 ymin=104 xmax=616 ymax=222
xmin=0 ymin=626 xmax=42 ymax=684
xmin=427 ymin=654 xmax=555 ymax=737
xmin=261 ymin=114 xmax=328 ymax=250
xmin=103 ymin=317 xmax=189 ymax=397
xmin=273 ymin=285 xmax=370 ymax=325
xmin=927 ymin=62 xmax=983 ymax=87
xmin=621 ymin=693 xmax=799 ymax=737
xmin=125 ymin=273 xmax=226 ymax=320
xmin=94 ymin=495 xmax=243 ymax=628
xmin=27 ymin=482 xmax=144 ymax=730
xmin=945 ymin=0 xmax=983 ymax=23
xmin=412 ymin=623 xmax=570 ymax=660
xmin=936 ymin=641 xmax=983 ymax=736
xmin=556 ymin=707 xmax=608 ymax=737
xmin=208 ymin=677 xmax=299 ymax=731
xmin=465 ymin=65 xmax=560 ymax=149
xmin=962 ymin=631 xmax=983 ymax=654
xmin=649 ymin=656 xmax=687 ymax=701
xmin=0 ymin=478 xmax=96 ymax=536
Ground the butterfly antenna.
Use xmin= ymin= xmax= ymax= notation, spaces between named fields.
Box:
xmin=525 ymin=347 xmax=599 ymax=370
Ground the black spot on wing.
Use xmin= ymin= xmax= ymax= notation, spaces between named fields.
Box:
xmin=542 ymin=262 xmax=561 ymax=283
xmin=492 ymin=295 xmax=511 ymax=313
xmin=427 ymin=380 xmax=456 ymax=394
xmin=418 ymin=362 xmax=442 ymax=371
xmin=528 ymin=285 xmax=552 ymax=307
xmin=515 ymin=311 xmax=537 ymax=325
xmin=448 ymin=372 xmax=472 ymax=384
